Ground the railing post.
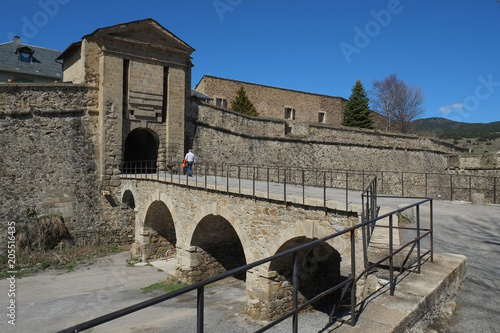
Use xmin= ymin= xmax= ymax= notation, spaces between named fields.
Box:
xmin=323 ymin=171 xmax=326 ymax=209
xmin=345 ymin=171 xmax=349 ymax=212
xmin=253 ymin=167 xmax=256 ymax=197
xmin=204 ymin=164 xmax=207 ymax=190
xmin=416 ymin=204 xmax=421 ymax=274
xmin=214 ymin=164 xmax=217 ymax=191
xmin=469 ymin=175 xmax=472 ymax=203
xmin=430 ymin=199 xmax=434 ymax=262
xmin=267 ymin=167 xmax=270 ymax=199
xmin=350 ymin=229 xmax=356 ymax=326
xmin=450 ymin=174 xmax=453 ymax=201
xmin=389 ymin=214 xmax=395 ymax=296
xmin=284 ymin=171 xmax=287 ymax=203
xmin=238 ymin=165 xmax=241 ymax=194
xmin=227 ymin=165 xmax=229 ymax=193
xmin=495 ymin=177 xmax=498 ymax=204
xmin=401 ymin=172 xmax=404 ymax=197
xmin=292 ymin=252 xmax=299 ymax=333
xmin=197 ymin=286 xmax=204 ymax=333
xmin=302 ymin=169 xmax=305 ymax=205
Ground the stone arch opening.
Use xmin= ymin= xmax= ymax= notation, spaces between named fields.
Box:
xmin=268 ymin=237 xmax=343 ymax=316
xmin=143 ymin=200 xmax=176 ymax=260
xmin=123 ymin=128 xmax=158 ymax=173
xmin=121 ymin=190 xmax=135 ymax=210
xmin=190 ymin=214 xmax=247 ymax=281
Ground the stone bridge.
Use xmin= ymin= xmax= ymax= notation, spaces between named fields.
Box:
xmin=120 ymin=174 xmax=361 ymax=320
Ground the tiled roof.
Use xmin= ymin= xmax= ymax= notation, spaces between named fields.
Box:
xmin=0 ymin=41 xmax=62 ymax=80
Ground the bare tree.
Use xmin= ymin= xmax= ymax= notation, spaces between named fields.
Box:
xmin=372 ymin=73 xmax=425 ymax=133
xmin=395 ymin=84 xmax=425 ymax=133
xmin=372 ymin=73 xmax=399 ymax=131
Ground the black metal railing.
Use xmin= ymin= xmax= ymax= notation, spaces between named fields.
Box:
xmin=58 ymin=172 xmax=434 ymax=333
xmin=121 ymin=161 xmax=376 ymax=212
xmin=121 ymin=161 xmax=498 ymax=205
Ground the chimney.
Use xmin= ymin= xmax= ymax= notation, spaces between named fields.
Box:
xmin=14 ymin=36 xmax=20 ymax=45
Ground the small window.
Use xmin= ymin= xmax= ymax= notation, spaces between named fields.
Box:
xmin=19 ymin=51 xmax=32 ymax=63
xmin=285 ymin=107 xmax=295 ymax=120
xmin=215 ymin=98 xmax=227 ymax=108
xmin=318 ymin=112 xmax=325 ymax=123
xmin=20 ymin=52 xmax=31 ymax=62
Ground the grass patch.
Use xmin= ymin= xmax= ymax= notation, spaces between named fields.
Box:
xmin=142 ymin=277 xmax=188 ymax=294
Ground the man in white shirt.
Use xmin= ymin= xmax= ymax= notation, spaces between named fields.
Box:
xmin=184 ymin=149 xmax=196 ymax=176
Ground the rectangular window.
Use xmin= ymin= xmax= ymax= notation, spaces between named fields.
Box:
xmin=19 ymin=52 xmax=31 ymax=63
xmin=285 ymin=107 xmax=295 ymax=120
xmin=215 ymin=98 xmax=227 ymax=108
xmin=162 ymin=66 xmax=169 ymax=123
xmin=122 ymin=59 xmax=130 ymax=118
xmin=318 ymin=112 xmax=325 ymax=123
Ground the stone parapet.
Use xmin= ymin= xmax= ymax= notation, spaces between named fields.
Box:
xmin=0 ymin=83 xmax=98 ymax=113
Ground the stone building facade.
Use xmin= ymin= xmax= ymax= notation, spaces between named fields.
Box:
xmin=58 ymin=18 xmax=194 ymax=180
xmin=195 ymin=75 xmax=348 ymax=126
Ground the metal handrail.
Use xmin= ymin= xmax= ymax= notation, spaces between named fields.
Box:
xmin=121 ymin=160 xmax=376 ymax=211
xmin=59 ymin=167 xmax=434 ymax=333
xmin=121 ymin=160 xmax=499 ymax=204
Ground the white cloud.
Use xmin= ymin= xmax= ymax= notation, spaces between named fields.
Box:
xmin=438 ymin=103 xmax=464 ymax=114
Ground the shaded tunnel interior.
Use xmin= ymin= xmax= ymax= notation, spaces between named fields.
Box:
xmin=269 ymin=237 xmax=344 ymax=313
xmin=123 ymin=129 xmax=158 ymax=173
xmin=191 ymin=214 xmax=247 ymax=280
xmin=143 ymin=200 xmax=177 ymax=259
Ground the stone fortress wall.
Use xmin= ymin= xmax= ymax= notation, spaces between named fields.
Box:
xmin=0 ymin=84 xmax=135 ymax=250
xmin=1 ymin=81 xmax=497 ymax=252
xmin=190 ymin=102 xmax=498 ymax=202
xmin=192 ymin=102 xmax=466 ymax=173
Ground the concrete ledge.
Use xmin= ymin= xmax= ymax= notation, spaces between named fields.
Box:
xmin=331 ymin=252 xmax=466 ymax=332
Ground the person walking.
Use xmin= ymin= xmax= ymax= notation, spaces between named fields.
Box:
xmin=184 ymin=149 xmax=196 ymax=176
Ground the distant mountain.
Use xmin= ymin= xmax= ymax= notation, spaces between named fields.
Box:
xmin=411 ymin=117 xmax=500 ymax=140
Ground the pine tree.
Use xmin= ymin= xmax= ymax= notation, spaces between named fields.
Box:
xmin=342 ymin=80 xmax=374 ymax=129
xmin=230 ymin=86 xmax=259 ymax=116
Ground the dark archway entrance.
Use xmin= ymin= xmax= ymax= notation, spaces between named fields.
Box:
xmin=123 ymin=129 xmax=158 ymax=173
xmin=269 ymin=237 xmax=343 ymax=315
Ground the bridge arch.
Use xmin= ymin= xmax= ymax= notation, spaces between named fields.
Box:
xmin=132 ymin=189 xmax=181 ymax=261
xmin=268 ymin=237 xmax=342 ymax=314
xmin=189 ymin=214 xmax=247 ymax=281
xmin=141 ymin=200 xmax=177 ymax=259
xmin=175 ymin=201 xmax=252 ymax=283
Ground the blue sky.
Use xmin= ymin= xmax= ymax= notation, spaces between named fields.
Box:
xmin=2 ymin=0 xmax=499 ymax=123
